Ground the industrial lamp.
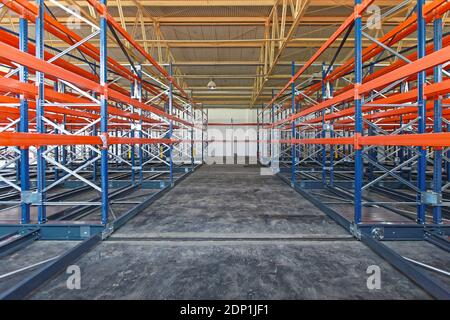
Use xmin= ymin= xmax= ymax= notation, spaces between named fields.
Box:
xmin=207 ymin=79 xmax=217 ymax=90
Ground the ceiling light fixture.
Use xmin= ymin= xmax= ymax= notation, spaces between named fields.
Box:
xmin=207 ymin=79 xmax=217 ymax=90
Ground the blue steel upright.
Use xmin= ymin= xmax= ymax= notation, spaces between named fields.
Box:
xmin=321 ymin=62 xmax=327 ymax=186
xmin=169 ymin=63 xmax=174 ymax=186
xmin=271 ymin=90 xmax=275 ymax=164
xmin=137 ymin=65 xmax=144 ymax=184
xmin=19 ymin=17 xmax=30 ymax=224
xmin=416 ymin=0 xmax=427 ymax=224
xmin=100 ymin=0 xmax=109 ymax=225
xmin=354 ymin=0 xmax=363 ymax=224
xmin=36 ymin=0 xmax=46 ymax=224
xmin=291 ymin=62 xmax=296 ymax=186
xmin=433 ymin=17 xmax=443 ymax=224
xmin=130 ymin=74 xmax=136 ymax=184
xmin=329 ymin=72 xmax=335 ymax=187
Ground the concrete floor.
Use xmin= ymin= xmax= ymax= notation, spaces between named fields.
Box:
xmin=2 ymin=165 xmax=444 ymax=299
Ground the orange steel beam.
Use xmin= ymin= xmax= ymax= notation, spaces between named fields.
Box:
xmin=207 ymin=123 xmax=264 ymax=126
xmin=329 ymin=0 xmax=450 ymax=83
xmin=272 ymin=45 xmax=450 ymax=127
xmin=301 ymin=78 xmax=450 ymax=125
xmin=0 ymin=77 xmax=162 ymax=124
xmin=296 ymin=30 xmax=450 ymax=107
xmin=0 ymin=44 xmax=192 ymax=126
xmin=292 ymin=132 xmax=450 ymax=148
xmin=267 ymin=0 xmax=376 ymax=107
xmin=282 ymin=0 xmax=449 ymax=110
xmin=0 ymin=28 xmax=129 ymax=96
xmin=85 ymin=0 xmax=190 ymax=100
xmin=1 ymin=0 xmax=182 ymax=109
xmin=3 ymin=0 xmax=140 ymax=87
xmin=0 ymin=132 xmax=178 ymax=148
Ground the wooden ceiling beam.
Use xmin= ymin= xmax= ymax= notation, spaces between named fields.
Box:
xmin=250 ymin=0 xmax=310 ymax=107
xmin=0 ymin=16 xmax=420 ymax=26
xmin=43 ymin=0 xmax=403 ymax=7
xmin=36 ymin=38 xmax=412 ymax=48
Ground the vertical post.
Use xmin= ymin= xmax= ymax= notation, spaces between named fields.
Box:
xmin=169 ymin=63 xmax=174 ymax=186
xmin=261 ymin=107 xmax=264 ymax=164
xmin=329 ymin=78 xmax=335 ymax=187
xmin=137 ymin=65 xmax=144 ymax=184
xmin=36 ymin=0 xmax=46 ymax=224
xmin=92 ymin=124 xmax=98 ymax=182
xmin=368 ymin=64 xmax=376 ymax=181
xmin=256 ymin=106 xmax=260 ymax=165
xmin=190 ymin=102 xmax=195 ymax=166
xmin=116 ymin=128 xmax=120 ymax=167
xmin=321 ymin=62 xmax=327 ymax=186
xmin=291 ymin=62 xmax=296 ymax=186
xmin=100 ymin=0 xmax=109 ymax=225
xmin=297 ymin=100 xmax=301 ymax=177
xmin=271 ymin=90 xmax=275 ymax=166
xmin=53 ymin=83 xmax=60 ymax=181
xmin=15 ymin=120 xmax=20 ymax=184
xmin=130 ymin=71 xmax=136 ymax=184
xmin=447 ymin=123 xmax=450 ymax=183
xmin=416 ymin=0 xmax=426 ymax=224
xmin=354 ymin=0 xmax=363 ymax=224
xmin=201 ymin=106 xmax=205 ymax=164
xmin=432 ymin=16 xmax=443 ymax=224
xmin=62 ymin=114 xmax=67 ymax=167
xmin=19 ymin=16 xmax=30 ymax=224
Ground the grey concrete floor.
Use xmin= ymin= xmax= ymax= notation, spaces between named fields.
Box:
xmin=0 ymin=241 xmax=79 ymax=293
xmin=2 ymin=165 xmax=445 ymax=299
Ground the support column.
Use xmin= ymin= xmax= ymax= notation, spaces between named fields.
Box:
xmin=19 ymin=16 xmax=30 ymax=224
xmin=432 ymin=16 xmax=443 ymax=224
xmin=100 ymin=0 xmax=109 ymax=225
xmin=329 ymin=78 xmax=335 ymax=187
xmin=36 ymin=0 xmax=46 ymax=224
xmin=354 ymin=0 xmax=363 ymax=224
xmin=130 ymin=72 xmax=136 ymax=184
xmin=169 ymin=63 xmax=174 ymax=186
xmin=291 ymin=62 xmax=297 ymax=186
xmin=321 ymin=62 xmax=327 ymax=186
xmin=416 ymin=0 xmax=427 ymax=224
xmin=271 ymin=90 xmax=275 ymax=168
xmin=137 ymin=65 xmax=144 ymax=184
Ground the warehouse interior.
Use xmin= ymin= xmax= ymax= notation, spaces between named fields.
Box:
xmin=0 ymin=0 xmax=449 ymax=300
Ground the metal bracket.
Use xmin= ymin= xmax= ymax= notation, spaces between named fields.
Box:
xmin=323 ymin=123 xmax=333 ymax=131
xmin=80 ymin=226 xmax=91 ymax=239
xmin=21 ymin=191 xmax=42 ymax=205
xmin=420 ymin=191 xmax=442 ymax=206
xmin=350 ymin=223 xmax=362 ymax=240
xmin=101 ymin=223 xmax=114 ymax=240
xmin=371 ymin=227 xmax=384 ymax=240
xmin=131 ymin=123 xmax=142 ymax=131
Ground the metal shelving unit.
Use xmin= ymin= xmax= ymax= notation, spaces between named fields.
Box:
xmin=258 ymin=0 xmax=450 ymax=299
xmin=0 ymin=0 xmax=207 ymax=241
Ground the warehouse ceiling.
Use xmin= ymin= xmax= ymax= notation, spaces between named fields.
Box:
xmin=1 ymin=0 xmax=447 ymax=109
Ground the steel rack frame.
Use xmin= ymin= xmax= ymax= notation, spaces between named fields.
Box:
xmin=258 ymin=0 xmax=450 ymax=299
xmin=0 ymin=0 xmax=207 ymax=242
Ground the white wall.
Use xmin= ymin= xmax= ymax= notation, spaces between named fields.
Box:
xmin=206 ymin=108 xmax=258 ymax=164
